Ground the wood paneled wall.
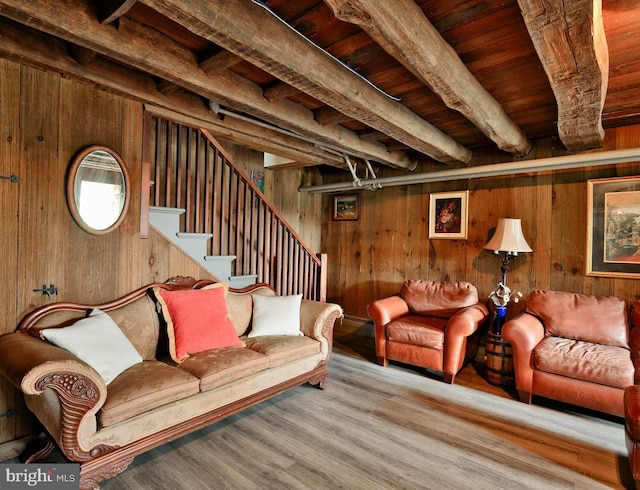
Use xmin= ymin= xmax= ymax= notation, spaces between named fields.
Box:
xmin=2 ymin=53 xmax=640 ymax=453
xmin=322 ymin=129 xmax=640 ymax=318
xmin=0 ymin=60 xmax=213 ymax=450
xmin=0 ymin=58 xmax=322 ymax=452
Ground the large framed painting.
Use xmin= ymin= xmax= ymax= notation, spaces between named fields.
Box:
xmin=587 ymin=176 xmax=640 ymax=278
xmin=333 ymin=194 xmax=359 ymax=221
xmin=428 ymin=190 xmax=468 ymax=239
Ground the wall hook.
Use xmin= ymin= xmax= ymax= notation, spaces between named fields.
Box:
xmin=33 ymin=284 xmax=58 ymax=298
xmin=0 ymin=174 xmax=20 ymax=183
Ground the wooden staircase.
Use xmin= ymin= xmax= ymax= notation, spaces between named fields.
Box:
xmin=142 ymin=112 xmax=326 ymax=300
xmin=149 ymin=205 xmax=257 ymax=289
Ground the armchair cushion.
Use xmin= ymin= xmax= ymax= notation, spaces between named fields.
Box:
xmin=400 ymin=280 xmax=479 ymax=319
xmin=526 ymin=290 xmax=629 ymax=348
xmin=533 ymin=336 xmax=634 ymax=389
xmin=386 ymin=316 xmax=447 ymax=350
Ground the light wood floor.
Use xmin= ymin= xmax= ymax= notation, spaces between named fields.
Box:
xmin=26 ymin=320 xmax=638 ymax=489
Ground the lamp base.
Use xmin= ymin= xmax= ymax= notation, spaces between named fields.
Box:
xmin=491 ymin=304 xmax=507 ymax=335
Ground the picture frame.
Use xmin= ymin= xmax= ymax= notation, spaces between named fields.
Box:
xmin=587 ymin=176 xmax=640 ymax=278
xmin=250 ymin=169 xmax=265 ymax=193
xmin=333 ymin=194 xmax=359 ymax=221
xmin=428 ymin=190 xmax=468 ymax=239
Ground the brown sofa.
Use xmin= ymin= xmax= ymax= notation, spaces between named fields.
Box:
xmin=0 ymin=277 xmax=342 ymax=489
xmin=367 ymin=280 xmax=489 ymax=383
xmin=502 ymin=289 xmax=638 ymax=417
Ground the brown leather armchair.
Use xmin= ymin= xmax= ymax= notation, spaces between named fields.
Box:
xmin=367 ymin=280 xmax=489 ymax=384
xmin=625 ymin=385 xmax=640 ymax=489
xmin=502 ymin=289 xmax=638 ymax=417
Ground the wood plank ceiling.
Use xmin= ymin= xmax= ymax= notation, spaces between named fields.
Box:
xmin=0 ymin=0 xmax=638 ymax=176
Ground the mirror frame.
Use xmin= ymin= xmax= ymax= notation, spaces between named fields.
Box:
xmin=66 ymin=145 xmax=131 ymax=236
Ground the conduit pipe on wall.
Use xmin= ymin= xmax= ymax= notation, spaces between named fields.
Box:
xmin=298 ymin=147 xmax=640 ymax=193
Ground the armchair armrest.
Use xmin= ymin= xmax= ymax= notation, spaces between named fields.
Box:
xmin=367 ymin=295 xmax=410 ymax=360
xmin=443 ymin=303 xmax=489 ymax=377
xmin=0 ymin=332 xmax=108 ymax=462
xmin=625 ymin=385 xmax=640 ymax=482
xmin=300 ymin=300 xmax=343 ymax=357
xmin=502 ymin=312 xmax=545 ymax=399
xmin=367 ymin=295 xmax=410 ymax=327
xmin=629 ymin=303 xmax=640 ymax=379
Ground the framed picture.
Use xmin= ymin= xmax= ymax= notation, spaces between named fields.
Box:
xmin=587 ymin=176 xmax=640 ymax=278
xmin=333 ymin=194 xmax=359 ymax=221
xmin=250 ymin=169 xmax=265 ymax=193
xmin=428 ymin=190 xmax=468 ymax=239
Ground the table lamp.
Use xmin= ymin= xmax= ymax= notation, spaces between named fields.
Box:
xmin=484 ymin=218 xmax=532 ymax=287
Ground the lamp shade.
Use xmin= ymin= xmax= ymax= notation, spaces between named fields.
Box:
xmin=484 ymin=218 xmax=532 ymax=254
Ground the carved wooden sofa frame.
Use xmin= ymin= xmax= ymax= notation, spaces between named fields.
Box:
xmin=0 ymin=277 xmax=342 ymax=489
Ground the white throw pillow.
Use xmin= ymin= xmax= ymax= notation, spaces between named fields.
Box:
xmin=40 ymin=308 xmax=143 ymax=385
xmin=249 ymin=294 xmax=303 ymax=337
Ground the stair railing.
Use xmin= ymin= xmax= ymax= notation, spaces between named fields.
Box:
xmin=142 ymin=112 xmax=326 ymax=301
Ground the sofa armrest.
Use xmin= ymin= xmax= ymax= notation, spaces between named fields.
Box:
xmin=300 ymin=300 xmax=343 ymax=356
xmin=0 ymin=332 xmax=106 ymax=395
xmin=0 ymin=332 xmax=109 ymax=462
xmin=502 ymin=312 xmax=545 ymax=397
xmin=443 ymin=303 xmax=490 ymax=376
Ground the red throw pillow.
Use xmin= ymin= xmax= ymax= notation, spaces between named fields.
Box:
xmin=156 ymin=284 xmax=243 ymax=362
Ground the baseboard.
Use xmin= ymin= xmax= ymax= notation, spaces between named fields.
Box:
xmin=0 ymin=435 xmax=35 ymax=462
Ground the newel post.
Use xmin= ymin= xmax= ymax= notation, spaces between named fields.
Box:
xmin=317 ymin=253 xmax=327 ymax=302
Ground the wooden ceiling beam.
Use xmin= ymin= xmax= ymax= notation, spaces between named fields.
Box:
xmin=0 ymin=0 xmax=415 ymax=170
xmin=0 ymin=17 xmax=346 ymax=168
xmin=142 ymin=0 xmax=471 ymax=165
xmin=324 ymin=0 xmax=531 ymax=157
xmin=98 ymin=0 xmax=138 ymax=24
xmin=199 ymin=50 xmax=244 ymax=74
xmin=518 ymin=0 xmax=608 ymax=150
xmin=314 ymin=106 xmax=354 ymax=126
xmin=68 ymin=43 xmax=97 ymax=65
xmin=263 ymin=81 xmax=301 ymax=102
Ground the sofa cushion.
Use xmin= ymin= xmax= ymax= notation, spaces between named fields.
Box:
xmin=248 ymin=294 xmax=303 ymax=337
xmin=386 ymin=315 xmax=448 ymax=350
xmin=40 ymin=308 xmax=143 ymax=385
xmin=244 ymin=335 xmax=321 ymax=368
xmin=400 ymin=280 xmax=478 ymax=319
xmin=526 ymin=290 xmax=630 ymax=348
xmin=226 ymin=286 xmax=276 ymax=336
xmin=533 ymin=336 xmax=634 ymax=389
xmin=154 ymin=284 xmax=244 ymax=363
xmin=175 ymin=347 xmax=269 ymax=392
xmin=98 ymin=360 xmax=200 ymax=427
xmin=106 ymin=295 xmax=160 ymax=360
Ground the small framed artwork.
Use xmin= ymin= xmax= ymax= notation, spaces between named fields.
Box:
xmin=428 ymin=190 xmax=469 ymax=239
xmin=250 ymin=169 xmax=265 ymax=193
xmin=587 ymin=176 xmax=640 ymax=278
xmin=333 ymin=194 xmax=359 ymax=221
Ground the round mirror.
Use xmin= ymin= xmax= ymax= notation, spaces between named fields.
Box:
xmin=67 ymin=145 xmax=130 ymax=235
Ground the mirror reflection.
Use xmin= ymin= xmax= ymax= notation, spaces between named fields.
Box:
xmin=67 ymin=146 xmax=130 ymax=235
